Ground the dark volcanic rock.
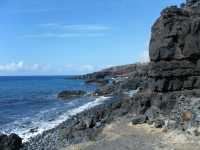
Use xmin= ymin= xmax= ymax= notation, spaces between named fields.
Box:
xmin=0 ymin=133 xmax=22 ymax=150
xmin=145 ymin=106 xmax=161 ymax=121
xmin=149 ymin=0 xmax=200 ymax=63
xmin=132 ymin=115 xmax=147 ymax=125
xmin=186 ymin=0 xmax=200 ymax=8
xmin=57 ymin=90 xmax=86 ymax=100
xmin=95 ymin=85 xmax=115 ymax=96
xmin=149 ymin=5 xmax=199 ymax=62
xmin=147 ymin=0 xmax=200 ymax=92
xmin=154 ymin=119 xmax=165 ymax=128
xmin=85 ymin=78 xmax=109 ymax=86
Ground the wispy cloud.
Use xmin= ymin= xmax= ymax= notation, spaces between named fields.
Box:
xmin=21 ymin=24 xmax=110 ymax=38
xmin=22 ymin=33 xmax=105 ymax=38
xmin=39 ymin=24 xmax=110 ymax=32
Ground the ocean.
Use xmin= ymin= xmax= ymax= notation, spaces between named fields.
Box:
xmin=0 ymin=76 xmax=109 ymax=141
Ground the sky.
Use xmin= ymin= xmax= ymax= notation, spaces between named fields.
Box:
xmin=0 ymin=0 xmax=183 ymax=75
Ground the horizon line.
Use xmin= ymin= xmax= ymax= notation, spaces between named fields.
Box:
xmin=0 ymin=74 xmax=85 ymax=77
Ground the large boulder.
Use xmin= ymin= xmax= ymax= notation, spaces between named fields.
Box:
xmin=0 ymin=133 xmax=22 ymax=150
xmin=57 ymin=90 xmax=86 ymax=100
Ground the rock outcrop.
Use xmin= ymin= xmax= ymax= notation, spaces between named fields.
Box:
xmin=0 ymin=133 xmax=22 ymax=150
xmin=57 ymin=90 xmax=86 ymax=100
xmin=148 ymin=0 xmax=200 ymax=92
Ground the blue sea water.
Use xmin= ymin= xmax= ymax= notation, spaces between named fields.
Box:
xmin=0 ymin=76 xmax=108 ymax=141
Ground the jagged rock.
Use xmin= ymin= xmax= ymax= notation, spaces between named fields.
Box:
xmin=95 ymin=85 xmax=114 ymax=96
xmin=186 ymin=0 xmax=200 ymax=8
xmin=29 ymin=127 xmax=38 ymax=133
xmin=57 ymin=90 xmax=86 ymax=100
xmin=147 ymin=0 xmax=200 ymax=92
xmin=154 ymin=119 xmax=165 ymax=128
xmin=0 ymin=133 xmax=22 ymax=150
xmin=85 ymin=78 xmax=109 ymax=86
xmin=145 ymin=106 xmax=161 ymax=121
xmin=149 ymin=5 xmax=200 ymax=62
xmin=132 ymin=115 xmax=147 ymax=125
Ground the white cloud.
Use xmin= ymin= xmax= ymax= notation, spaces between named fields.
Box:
xmin=0 ymin=61 xmax=24 ymax=72
xmin=0 ymin=61 xmax=48 ymax=72
xmin=65 ymin=64 xmax=96 ymax=73
xmin=0 ymin=62 xmax=116 ymax=75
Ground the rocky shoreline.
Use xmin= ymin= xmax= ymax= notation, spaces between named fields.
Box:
xmin=20 ymin=88 xmax=200 ymax=150
xmin=21 ymin=96 xmax=120 ymax=150
xmin=2 ymin=0 xmax=200 ymax=149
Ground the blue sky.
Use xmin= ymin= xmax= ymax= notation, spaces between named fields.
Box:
xmin=0 ymin=0 xmax=183 ymax=75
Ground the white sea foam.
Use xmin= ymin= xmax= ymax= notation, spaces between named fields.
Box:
xmin=124 ymin=89 xmax=138 ymax=97
xmin=10 ymin=96 xmax=110 ymax=142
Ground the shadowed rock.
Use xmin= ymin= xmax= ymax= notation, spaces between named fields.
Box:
xmin=0 ymin=133 xmax=22 ymax=150
xmin=148 ymin=0 xmax=200 ymax=92
xmin=57 ymin=90 xmax=86 ymax=100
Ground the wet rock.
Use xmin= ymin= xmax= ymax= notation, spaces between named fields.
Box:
xmin=0 ymin=133 xmax=22 ymax=150
xmin=29 ymin=127 xmax=39 ymax=133
xmin=132 ymin=115 xmax=147 ymax=125
xmin=95 ymin=85 xmax=114 ymax=96
xmin=57 ymin=90 xmax=86 ymax=100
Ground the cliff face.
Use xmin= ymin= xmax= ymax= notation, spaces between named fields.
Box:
xmin=77 ymin=0 xmax=200 ymax=95
xmin=148 ymin=0 xmax=200 ymax=92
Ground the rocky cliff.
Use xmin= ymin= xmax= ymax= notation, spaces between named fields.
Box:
xmin=82 ymin=0 xmax=200 ymax=93
xmin=148 ymin=0 xmax=200 ymax=92
xmin=88 ymin=0 xmax=200 ymax=131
